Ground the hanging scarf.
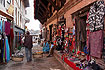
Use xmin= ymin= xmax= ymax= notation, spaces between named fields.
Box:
xmin=0 ymin=20 xmax=3 ymax=33
xmin=3 ymin=39 xmax=6 ymax=62
xmin=5 ymin=37 xmax=10 ymax=62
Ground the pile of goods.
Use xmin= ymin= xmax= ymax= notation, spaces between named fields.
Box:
xmin=33 ymin=51 xmax=43 ymax=58
xmin=11 ymin=48 xmax=24 ymax=62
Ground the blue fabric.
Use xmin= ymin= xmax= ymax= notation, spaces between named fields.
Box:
xmin=43 ymin=43 xmax=46 ymax=52
xmin=0 ymin=20 xmax=3 ymax=33
xmin=46 ymin=42 xmax=50 ymax=52
xmin=19 ymin=32 xmax=21 ymax=41
xmin=6 ymin=38 xmax=10 ymax=62
xmin=73 ymin=27 xmax=75 ymax=35
xmin=43 ymin=42 xmax=50 ymax=52
xmin=51 ymin=44 xmax=54 ymax=49
xmin=84 ymin=46 xmax=89 ymax=54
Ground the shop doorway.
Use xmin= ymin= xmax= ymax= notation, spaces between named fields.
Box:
xmin=49 ymin=24 xmax=53 ymax=41
xmin=73 ymin=9 xmax=89 ymax=52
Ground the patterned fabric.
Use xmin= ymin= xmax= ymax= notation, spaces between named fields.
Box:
xmin=5 ymin=21 xmax=11 ymax=35
xmin=88 ymin=0 xmax=104 ymax=32
xmin=89 ymin=30 xmax=103 ymax=58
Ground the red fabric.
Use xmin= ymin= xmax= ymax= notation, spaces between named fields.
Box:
xmin=5 ymin=21 xmax=11 ymax=35
xmin=86 ymin=55 xmax=90 ymax=61
xmin=77 ymin=51 xmax=81 ymax=54
xmin=64 ymin=57 xmax=82 ymax=70
xmin=69 ymin=41 xmax=74 ymax=51
xmin=87 ymin=29 xmax=90 ymax=49
xmin=10 ymin=28 xmax=14 ymax=40
xmin=90 ymin=30 xmax=103 ymax=58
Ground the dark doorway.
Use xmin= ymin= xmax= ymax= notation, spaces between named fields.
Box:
xmin=49 ymin=24 xmax=53 ymax=41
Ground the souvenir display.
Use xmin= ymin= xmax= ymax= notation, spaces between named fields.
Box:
xmin=52 ymin=0 xmax=105 ymax=70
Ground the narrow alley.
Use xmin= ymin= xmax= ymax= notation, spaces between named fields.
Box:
xmin=0 ymin=0 xmax=105 ymax=70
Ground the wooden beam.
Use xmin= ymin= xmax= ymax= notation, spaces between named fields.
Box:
xmin=39 ymin=7 xmax=49 ymax=19
xmin=39 ymin=0 xmax=50 ymax=13
xmin=38 ymin=15 xmax=43 ymax=19
xmin=38 ymin=11 xmax=43 ymax=17
xmin=38 ymin=14 xmax=46 ymax=21
xmin=39 ymin=7 xmax=45 ymax=14
xmin=46 ymin=0 xmax=58 ymax=10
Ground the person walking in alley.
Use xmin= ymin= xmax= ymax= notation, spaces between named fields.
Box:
xmin=24 ymin=31 xmax=33 ymax=62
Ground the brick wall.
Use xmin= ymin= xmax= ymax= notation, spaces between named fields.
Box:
xmin=46 ymin=0 xmax=105 ymax=38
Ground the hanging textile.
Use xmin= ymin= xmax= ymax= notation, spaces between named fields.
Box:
xmin=3 ymin=36 xmax=10 ymax=62
xmin=10 ymin=28 xmax=14 ymax=40
xmin=5 ymin=36 xmax=10 ymax=62
xmin=3 ymin=39 xmax=6 ymax=62
xmin=89 ymin=30 xmax=103 ymax=58
xmin=0 ymin=20 xmax=3 ymax=33
xmin=0 ymin=40 xmax=2 ymax=62
xmin=73 ymin=26 xmax=75 ymax=35
xmin=19 ymin=32 xmax=21 ymax=41
xmin=2 ymin=21 xmax=5 ymax=33
xmin=88 ymin=0 xmax=104 ymax=32
xmin=75 ymin=17 xmax=86 ymax=50
xmin=5 ymin=21 xmax=11 ymax=35
xmin=1 ymin=38 xmax=4 ymax=62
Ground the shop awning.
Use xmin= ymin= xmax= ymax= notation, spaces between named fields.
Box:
xmin=15 ymin=25 xmax=25 ymax=33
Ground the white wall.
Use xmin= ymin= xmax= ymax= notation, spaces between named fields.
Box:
xmin=0 ymin=0 xmax=13 ymax=14
xmin=14 ymin=0 xmax=26 ymax=29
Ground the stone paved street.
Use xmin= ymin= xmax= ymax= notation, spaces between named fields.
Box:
xmin=0 ymin=44 xmax=65 ymax=70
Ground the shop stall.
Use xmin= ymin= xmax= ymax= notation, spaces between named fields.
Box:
xmin=0 ymin=15 xmax=14 ymax=64
xmin=0 ymin=10 xmax=14 ymax=64
xmin=53 ymin=0 xmax=105 ymax=70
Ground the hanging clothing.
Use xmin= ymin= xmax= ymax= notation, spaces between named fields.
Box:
xmin=0 ymin=40 xmax=2 ymax=62
xmin=5 ymin=37 xmax=10 ymax=62
xmin=0 ymin=20 xmax=3 ymax=33
xmin=3 ymin=39 xmax=6 ymax=62
xmin=89 ymin=30 xmax=103 ymax=58
xmin=88 ymin=0 xmax=104 ymax=32
xmin=5 ymin=21 xmax=11 ymax=35
xmin=19 ymin=32 xmax=21 ymax=41
xmin=73 ymin=26 xmax=75 ymax=35
xmin=10 ymin=28 xmax=14 ymax=40
xmin=2 ymin=21 xmax=5 ymax=33
xmin=3 ymin=36 xmax=10 ymax=63
xmin=75 ymin=17 xmax=86 ymax=50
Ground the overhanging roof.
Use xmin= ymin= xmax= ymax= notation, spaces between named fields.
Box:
xmin=34 ymin=0 xmax=66 ymax=24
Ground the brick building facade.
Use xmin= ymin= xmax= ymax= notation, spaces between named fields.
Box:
xmin=34 ymin=0 xmax=105 ymax=69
